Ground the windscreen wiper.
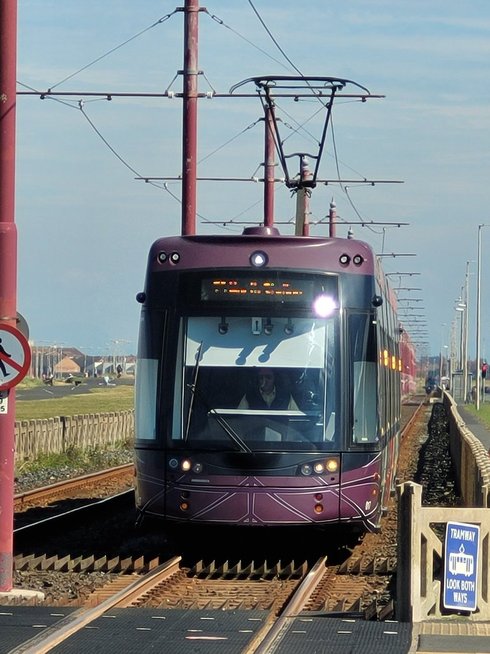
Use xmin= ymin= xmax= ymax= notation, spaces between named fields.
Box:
xmin=183 ymin=342 xmax=251 ymax=453
xmin=184 ymin=342 xmax=203 ymax=443
xmin=186 ymin=383 xmax=252 ymax=454
xmin=206 ymin=402 xmax=252 ymax=454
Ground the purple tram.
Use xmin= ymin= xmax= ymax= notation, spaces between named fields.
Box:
xmin=134 ymin=226 xmax=402 ymax=533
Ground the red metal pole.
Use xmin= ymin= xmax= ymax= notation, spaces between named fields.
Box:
xmin=181 ymin=0 xmax=199 ymax=236
xmin=0 ymin=0 xmax=18 ymax=592
xmin=263 ymin=105 xmax=275 ymax=227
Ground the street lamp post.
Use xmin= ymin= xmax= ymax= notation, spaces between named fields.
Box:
xmin=464 ymin=261 xmax=470 ymax=402
xmin=455 ymin=295 xmax=466 ymax=403
xmin=476 ymin=224 xmax=487 ymax=410
xmin=439 ymin=323 xmax=446 ymax=384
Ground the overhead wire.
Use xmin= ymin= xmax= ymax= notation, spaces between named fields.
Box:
xmin=17 ymin=8 xmax=307 ymax=200
xmin=247 ymin=0 xmax=304 ymax=77
xmin=198 ymin=118 xmax=262 ymax=165
xmin=42 ymin=6 xmax=299 ymax=216
xmin=205 ymin=10 xmax=291 ymax=73
xmin=48 ymin=11 xmax=178 ymax=91
xmin=19 ymin=4 xmax=386 ymax=237
xmin=17 ymin=81 xmax=79 ymax=110
xmin=78 ymin=101 xmax=142 ymax=179
xmin=77 ymin=101 xmax=228 ymax=229
xmin=246 ymin=0 xmax=388 ymax=234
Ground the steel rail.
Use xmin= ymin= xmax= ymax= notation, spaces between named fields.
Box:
xmin=401 ymin=399 xmax=426 ymax=440
xmin=14 ymin=462 xmax=133 ymax=510
xmin=9 ymin=556 xmax=182 ymax=654
xmin=243 ymin=556 xmax=328 ymax=654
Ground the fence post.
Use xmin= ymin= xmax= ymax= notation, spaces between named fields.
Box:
xmin=397 ymin=481 xmax=422 ymax=621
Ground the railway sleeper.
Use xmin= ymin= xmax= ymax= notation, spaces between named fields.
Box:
xmin=337 ymin=555 xmax=395 ymax=575
xmin=13 ymin=553 xmax=164 ymax=574
xmin=191 ymin=559 xmax=308 ymax=581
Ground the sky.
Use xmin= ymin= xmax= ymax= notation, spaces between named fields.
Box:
xmin=14 ymin=1 xmax=490 ymax=361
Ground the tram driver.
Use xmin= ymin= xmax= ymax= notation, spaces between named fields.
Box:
xmin=238 ymin=368 xmax=299 ymax=411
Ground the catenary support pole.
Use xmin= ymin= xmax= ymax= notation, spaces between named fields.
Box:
xmin=295 ymin=157 xmax=312 ymax=236
xmin=181 ymin=0 xmax=200 ymax=236
xmin=263 ymin=105 xmax=275 ymax=227
xmin=328 ymin=199 xmax=337 ymax=238
xmin=0 ymin=0 xmax=18 ymax=591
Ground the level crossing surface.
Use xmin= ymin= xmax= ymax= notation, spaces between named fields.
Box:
xmin=2 ymin=606 xmax=490 ymax=654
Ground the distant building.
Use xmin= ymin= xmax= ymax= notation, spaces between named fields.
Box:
xmin=53 ymin=356 xmax=81 ymax=377
xmin=28 ymin=345 xmax=135 ymax=379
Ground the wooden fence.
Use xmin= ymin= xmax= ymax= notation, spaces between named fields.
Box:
xmin=14 ymin=411 xmax=134 ymax=463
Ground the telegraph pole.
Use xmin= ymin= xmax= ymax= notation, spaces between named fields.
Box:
xmin=0 ymin=0 xmax=18 ymax=591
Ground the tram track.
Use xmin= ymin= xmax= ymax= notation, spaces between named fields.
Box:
xmin=10 ymin=398 xmax=430 ymax=620
xmin=14 ymin=555 xmax=330 ymax=654
xmin=13 ymin=551 xmax=398 ymax=654
xmin=7 ymin=397 xmax=443 ymax=653
xmin=14 ymin=462 xmax=134 ymax=512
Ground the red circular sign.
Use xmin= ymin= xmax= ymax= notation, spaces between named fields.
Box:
xmin=0 ymin=323 xmax=31 ymax=391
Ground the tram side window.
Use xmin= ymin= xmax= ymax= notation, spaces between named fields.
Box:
xmin=135 ymin=359 xmax=158 ymax=440
xmin=349 ymin=313 xmax=378 ymax=444
xmin=135 ymin=309 xmax=165 ymax=441
xmin=378 ymin=325 xmax=387 ymax=438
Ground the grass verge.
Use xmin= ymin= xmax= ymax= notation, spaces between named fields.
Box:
xmin=462 ymin=402 xmax=490 ymax=430
xmin=15 ymin=385 xmax=134 ymax=420
xmin=15 ymin=443 xmax=132 ymax=477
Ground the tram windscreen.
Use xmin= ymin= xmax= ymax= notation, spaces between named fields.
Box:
xmin=171 ymin=314 xmax=338 ymax=451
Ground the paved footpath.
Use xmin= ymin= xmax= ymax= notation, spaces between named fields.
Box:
xmin=457 ymin=405 xmax=490 ymax=451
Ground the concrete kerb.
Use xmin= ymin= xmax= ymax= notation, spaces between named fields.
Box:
xmin=0 ymin=587 xmax=45 ymax=601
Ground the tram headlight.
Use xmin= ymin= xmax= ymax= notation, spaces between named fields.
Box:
xmin=325 ymin=458 xmax=339 ymax=473
xmin=192 ymin=462 xmax=203 ymax=474
xmin=157 ymin=251 xmax=167 ymax=263
xmin=250 ymin=250 xmax=268 ymax=267
xmin=313 ymin=294 xmax=336 ymax=318
xmin=352 ymin=254 xmax=364 ymax=266
xmin=339 ymin=253 xmax=350 ymax=266
xmin=300 ymin=458 xmax=339 ymax=476
xmin=170 ymin=251 xmax=180 ymax=264
xmin=181 ymin=459 xmax=192 ymax=472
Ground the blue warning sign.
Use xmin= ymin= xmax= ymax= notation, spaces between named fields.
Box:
xmin=443 ymin=521 xmax=480 ymax=611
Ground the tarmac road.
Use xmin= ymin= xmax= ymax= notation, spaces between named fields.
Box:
xmin=15 ymin=377 xmax=134 ymax=401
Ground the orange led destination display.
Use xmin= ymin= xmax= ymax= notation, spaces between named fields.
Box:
xmin=200 ymin=276 xmax=316 ymax=303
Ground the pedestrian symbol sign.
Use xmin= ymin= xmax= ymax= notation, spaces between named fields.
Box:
xmin=443 ymin=521 xmax=480 ymax=612
xmin=0 ymin=324 xmax=31 ymax=391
